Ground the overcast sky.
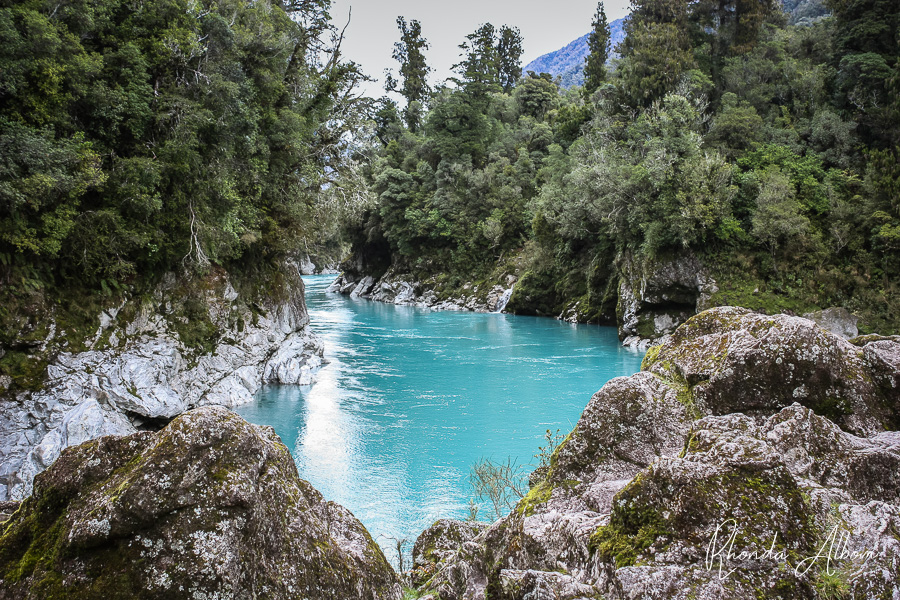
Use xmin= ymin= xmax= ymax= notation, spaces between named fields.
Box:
xmin=330 ymin=0 xmax=632 ymax=97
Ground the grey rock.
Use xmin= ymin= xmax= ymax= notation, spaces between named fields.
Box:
xmin=0 ymin=261 xmax=323 ymax=501
xmin=330 ymin=267 xmax=516 ymax=315
xmin=0 ymin=406 xmax=402 ymax=600
xmin=644 ymin=306 xmax=895 ymax=436
xmin=859 ymin=338 xmax=900 ymax=408
xmin=617 ymin=251 xmax=718 ymax=344
xmin=802 ymin=307 xmax=859 ymax=339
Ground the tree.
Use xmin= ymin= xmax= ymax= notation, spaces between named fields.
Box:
xmin=497 ymin=26 xmax=524 ymax=93
xmin=453 ymin=23 xmax=500 ymax=96
xmin=385 ymin=17 xmax=431 ymax=132
xmin=584 ymin=2 xmax=611 ymax=94
xmin=0 ymin=0 xmax=364 ymax=286
xmin=751 ymin=167 xmax=811 ymax=269
xmin=616 ymin=0 xmax=696 ymax=107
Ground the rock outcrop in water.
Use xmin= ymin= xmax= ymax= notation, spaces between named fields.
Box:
xmin=0 ymin=260 xmax=323 ymax=501
xmin=412 ymin=307 xmax=900 ymax=600
xmin=0 ymin=406 xmax=401 ymax=600
xmin=328 ymin=266 xmax=517 ymax=314
xmin=617 ymin=251 xmax=718 ymax=348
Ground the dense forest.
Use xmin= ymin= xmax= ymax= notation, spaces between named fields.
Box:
xmin=343 ymin=0 xmax=900 ymax=334
xmin=1 ymin=0 xmax=899 ymax=356
xmin=0 ymin=0 xmax=371 ymax=383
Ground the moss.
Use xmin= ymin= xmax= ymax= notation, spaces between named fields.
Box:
xmin=641 ymin=344 xmax=662 ymax=371
xmin=589 ymin=495 xmax=667 ymax=568
xmin=0 ymin=350 xmax=50 ymax=391
xmin=165 ymin=294 xmax=219 ymax=355
xmin=517 ymin=480 xmax=553 ymax=517
xmin=809 ymin=395 xmax=853 ymax=423
xmin=634 ymin=314 xmax=657 ymax=339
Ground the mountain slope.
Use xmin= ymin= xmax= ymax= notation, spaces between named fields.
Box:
xmin=523 ymin=17 xmax=626 ymax=88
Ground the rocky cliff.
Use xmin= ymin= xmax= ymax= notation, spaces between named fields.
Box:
xmin=0 ymin=260 xmax=323 ymax=501
xmin=410 ymin=307 xmax=900 ymax=600
xmin=328 ymin=263 xmax=517 ymax=314
xmin=0 ymin=406 xmax=401 ymax=599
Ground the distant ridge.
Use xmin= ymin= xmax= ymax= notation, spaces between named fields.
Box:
xmin=523 ymin=17 xmax=626 ymax=89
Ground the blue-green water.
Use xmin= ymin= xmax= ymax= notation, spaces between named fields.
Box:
xmin=236 ymin=275 xmax=643 ymax=563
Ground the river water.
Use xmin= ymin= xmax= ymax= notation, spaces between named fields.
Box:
xmin=236 ymin=274 xmax=643 ymax=565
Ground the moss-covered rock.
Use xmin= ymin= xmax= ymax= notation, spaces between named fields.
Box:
xmin=419 ymin=309 xmax=900 ymax=600
xmin=0 ymin=406 xmax=401 ymax=600
xmin=411 ymin=520 xmax=486 ymax=588
xmin=644 ymin=306 xmax=896 ymax=435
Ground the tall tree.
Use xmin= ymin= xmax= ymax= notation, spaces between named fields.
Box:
xmin=497 ymin=26 xmax=524 ymax=93
xmin=453 ymin=23 xmax=500 ymax=96
xmin=385 ymin=17 xmax=431 ymax=132
xmin=584 ymin=2 xmax=611 ymax=94
xmin=616 ymin=0 xmax=695 ymax=107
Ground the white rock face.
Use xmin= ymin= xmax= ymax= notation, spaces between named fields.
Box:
xmin=328 ymin=267 xmax=515 ymax=315
xmin=0 ymin=262 xmax=323 ymax=501
xmin=617 ymin=251 xmax=718 ymax=344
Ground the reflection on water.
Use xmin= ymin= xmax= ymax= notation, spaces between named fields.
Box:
xmin=236 ymin=275 xmax=644 ymax=565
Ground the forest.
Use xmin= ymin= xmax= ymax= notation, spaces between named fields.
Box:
xmin=0 ymin=0 xmax=370 ymax=382
xmin=345 ymin=0 xmax=900 ymax=334
xmin=1 ymin=0 xmax=899 ymax=344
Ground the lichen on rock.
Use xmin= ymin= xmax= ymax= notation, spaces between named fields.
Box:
xmin=644 ymin=306 xmax=897 ymax=436
xmin=413 ymin=307 xmax=900 ymax=600
xmin=0 ymin=406 xmax=401 ymax=600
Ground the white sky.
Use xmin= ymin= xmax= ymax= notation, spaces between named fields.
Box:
xmin=330 ymin=0 xmax=631 ymax=97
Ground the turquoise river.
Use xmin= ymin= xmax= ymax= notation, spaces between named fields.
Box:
xmin=237 ymin=274 xmax=644 ymax=565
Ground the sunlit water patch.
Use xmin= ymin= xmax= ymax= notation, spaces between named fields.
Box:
xmin=236 ymin=275 xmax=644 ymax=566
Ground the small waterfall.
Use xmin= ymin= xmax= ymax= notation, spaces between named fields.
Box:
xmin=494 ymin=285 xmax=515 ymax=313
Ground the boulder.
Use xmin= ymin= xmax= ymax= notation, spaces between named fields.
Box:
xmin=802 ymin=307 xmax=859 ymax=339
xmin=644 ymin=306 xmax=896 ymax=436
xmin=857 ymin=337 xmax=900 ymax=409
xmin=0 ymin=406 xmax=401 ymax=600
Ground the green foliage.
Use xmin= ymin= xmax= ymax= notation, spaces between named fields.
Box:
xmin=385 ymin=17 xmax=431 ymax=131
xmin=584 ymin=2 xmax=611 ymax=94
xmin=0 ymin=0 xmax=363 ymax=289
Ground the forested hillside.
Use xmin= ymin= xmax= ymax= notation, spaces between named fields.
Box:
xmin=0 ymin=0 xmax=367 ymax=383
xmin=342 ymin=0 xmax=900 ymax=335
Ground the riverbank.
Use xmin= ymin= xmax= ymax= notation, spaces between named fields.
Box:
xmin=2 ymin=305 xmax=897 ymax=599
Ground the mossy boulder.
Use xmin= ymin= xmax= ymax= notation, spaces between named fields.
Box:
xmin=0 ymin=406 xmax=401 ymax=600
xmin=644 ymin=306 xmax=895 ymax=436
xmin=411 ymin=519 xmax=486 ymax=588
xmin=418 ymin=308 xmax=900 ymax=600
xmin=594 ymin=405 xmax=900 ymax=599
xmin=550 ymin=372 xmax=694 ymax=494
xmin=859 ymin=338 xmax=900 ymax=410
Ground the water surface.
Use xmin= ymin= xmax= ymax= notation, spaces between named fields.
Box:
xmin=236 ymin=275 xmax=643 ymax=564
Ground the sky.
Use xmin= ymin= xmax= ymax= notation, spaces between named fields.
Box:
xmin=329 ymin=0 xmax=632 ymax=98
